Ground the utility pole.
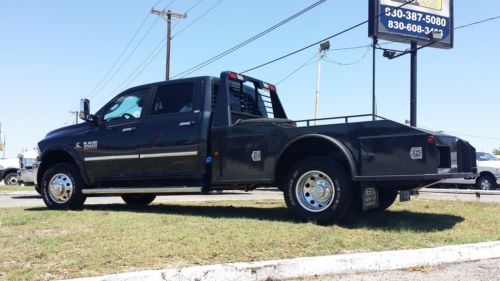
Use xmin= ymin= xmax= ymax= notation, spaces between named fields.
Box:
xmin=151 ymin=9 xmax=187 ymax=81
xmin=314 ymin=41 xmax=330 ymax=125
xmin=410 ymin=41 xmax=418 ymax=127
xmin=69 ymin=111 xmax=79 ymax=124
xmin=372 ymin=37 xmax=378 ymax=121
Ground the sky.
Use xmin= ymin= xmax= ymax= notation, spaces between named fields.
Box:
xmin=0 ymin=0 xmax=499 ymax=158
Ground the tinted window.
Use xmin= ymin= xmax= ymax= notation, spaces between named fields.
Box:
xmin=152 ymin=83 xmax=194 ymax=115
xmin=103 ymin=89 xmax=148 ymax=122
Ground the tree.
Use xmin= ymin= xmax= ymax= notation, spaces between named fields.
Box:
xmin=493 ymin=148 xmax=500 ymax=156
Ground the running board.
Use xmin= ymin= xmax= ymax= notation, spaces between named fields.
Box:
xmin=82 ymin=187 xmax=202 ymax=195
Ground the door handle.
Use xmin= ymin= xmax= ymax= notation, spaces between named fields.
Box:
xmin=121 ymin=127 xmax=136 ymax=132
xmin=179 ymin=121 xmax=195 ymax=127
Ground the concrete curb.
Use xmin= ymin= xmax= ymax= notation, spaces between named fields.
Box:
xmin=65 ymin=241 xmax=500 ymax=281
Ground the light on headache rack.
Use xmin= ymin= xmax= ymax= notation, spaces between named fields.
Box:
xmin=228 ymin=72 xmax=244 ymax=81
xmin=262 ymin=82 xmax=277 ymax=92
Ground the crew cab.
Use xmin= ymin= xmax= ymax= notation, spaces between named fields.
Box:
xmin=34 ymin=72 xmax=477 ymax=224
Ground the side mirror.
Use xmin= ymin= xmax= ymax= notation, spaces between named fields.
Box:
xmin=79 ymin=99 xmax=93 ymax=122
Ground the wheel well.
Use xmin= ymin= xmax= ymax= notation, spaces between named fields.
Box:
xmin=2 ymin=169 xmax=18 ymax=179
xmin=38 ymin=151 xmax=78 ymax=184
xmin=275 ymin=137 xmax=355 ymax=187
xmin=478 ymin=171 xmax=495 ymax=180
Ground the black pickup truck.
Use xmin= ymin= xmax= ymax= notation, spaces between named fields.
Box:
xmin=34 ymin=72 xmax=476 ymax=224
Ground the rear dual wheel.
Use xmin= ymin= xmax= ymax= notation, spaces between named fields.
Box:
xmin=283 ymin=157 xmax=353 ymax=225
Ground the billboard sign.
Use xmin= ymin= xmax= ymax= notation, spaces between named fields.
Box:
xmin=369 ymin=0 xmax=453 ymax=49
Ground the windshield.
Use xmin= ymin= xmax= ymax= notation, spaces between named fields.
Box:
xmin=476 ymin=152 xmax=498 ymax=161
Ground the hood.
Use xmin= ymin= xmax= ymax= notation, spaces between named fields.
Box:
xmin=477 ymin=160 xmax=500 ymax=169
xmin=0 ymin=158 xmax=20 ymax=169
xmin=44 ymin=122 xmax=92 ymax=140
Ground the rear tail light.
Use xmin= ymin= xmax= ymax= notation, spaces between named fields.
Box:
xmin=228 ymin=72 xmax=244 ymax=81
xmin=426 ymin=136 xmax=435 ymax=144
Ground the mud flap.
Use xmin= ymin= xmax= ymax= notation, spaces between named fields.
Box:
xmin=361 ymin=187 xmax=379 ymax=211
xmin=399 ymin=190 xmax=411 ymax=202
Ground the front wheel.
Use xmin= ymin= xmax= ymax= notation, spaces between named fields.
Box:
xmin=283 ymin=157 xmax=353 ymax=225
xmin=4 ymin=173 xmax=19 ymax=186
xmin=121 ymin=194 xmax=156 ymax=206
xmin=476 ymin=175 xmax=496 ymax=190
xmin=40 ymin=163 xmax=86 ymax=210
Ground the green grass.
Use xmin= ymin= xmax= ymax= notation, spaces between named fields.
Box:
xmin=0 ymin=199 xmax=499 ymax=281
xmin=0 ymin=185 xmax=36 ymax=192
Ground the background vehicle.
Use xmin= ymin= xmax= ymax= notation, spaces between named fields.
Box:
xmin=441 ymin=152 xmax=499 ymax=190
xmin=34 ymin=72 xmax=477 ymax=224
xmin=17 ymin=149 xmax=38 ymax=186
xmin=0 ymin=157 xmax=20 ymax=185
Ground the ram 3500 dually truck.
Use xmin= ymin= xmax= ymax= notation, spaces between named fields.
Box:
xmin=34 ymin=72 xmax=477 ymax=224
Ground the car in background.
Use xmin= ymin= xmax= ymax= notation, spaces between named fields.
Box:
xmin=17 ymin=149 xmax=38 ymax=186
xmin=441 ymin=152 xmax=499 ymax=190
xmin=0 ymin=157 xmax=20 ymax=185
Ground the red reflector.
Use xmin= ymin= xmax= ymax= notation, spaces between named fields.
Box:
xmin=426 ymin=136 xmax=435 ymax=144
xmin=269 ymin=84 xmax=276 ymax=92
xmin=228 ymin=72 xmax=237 ymax=79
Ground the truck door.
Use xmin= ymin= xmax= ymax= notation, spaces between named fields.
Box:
xmin=82 ymin=87 xmax=151 ymax=183
xmin=138 ymin=81 xmax=202 ymax=183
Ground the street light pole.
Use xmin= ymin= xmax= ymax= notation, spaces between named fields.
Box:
xmin=314 ymin=41 xmax=330 ymax=125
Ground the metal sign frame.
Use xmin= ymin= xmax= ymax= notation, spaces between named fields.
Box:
xmin=369 ymin=0 xmax=454 ymax=49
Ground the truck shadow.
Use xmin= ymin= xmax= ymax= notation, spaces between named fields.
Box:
xmin=26 ymin=204 xmax=464 ymax=232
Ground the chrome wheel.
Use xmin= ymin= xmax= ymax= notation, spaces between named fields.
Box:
xmin=48 ymin=173 xmax=74 ymax=203
xmin=295 ymin=170 xmax=335 ymax=213
xmin=480 ymin=178 xmax=492 ymax=190
xmin=5 ymin=175 xmax=18 ymax=186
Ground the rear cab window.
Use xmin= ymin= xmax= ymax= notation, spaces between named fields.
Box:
xmin=152 ymin=83 xmax=195 ymax=115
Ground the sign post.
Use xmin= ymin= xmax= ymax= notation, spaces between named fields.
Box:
xmin=369 ymin=0 xmax=454 ymax=127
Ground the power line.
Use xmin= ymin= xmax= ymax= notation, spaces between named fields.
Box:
xmin=276 ymin=54 xmax=317 ymax=85
xmin=171 ymin=0 xmax=327 ymax=79
xmin=94 ymin=0 xmax=225 ymax=107
xmin=171 ymin=0 xmax=204 ymax=31
xmin=61 ymin=0 xmax=176 ymax=125
xmin=455 ymin=15 xmax=500 ymax=30
xmin=323 ymin=45 xmax=371 ymax=66
xmin=242 ymin=12 xmax=500 ymax=74
xmin=172 ymin=0 xmax=224 ymax=38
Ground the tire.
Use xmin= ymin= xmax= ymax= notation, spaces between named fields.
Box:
xmin=121 ymin=194 xmax=156 ymax=206
xmin=34 ymin=184 xmax=42 ymax=195
xmin=476 ymin=175 xmax=496 ymax=191
xmin=40 ymin=163 xmax=86 ymax=210
xmin=282 ymin=157 xmax=353 ymax=225
xmin=4 ymin=173 xmax=19 ymax=186
xmin=368 ymin=189 xmax=398 ymax=212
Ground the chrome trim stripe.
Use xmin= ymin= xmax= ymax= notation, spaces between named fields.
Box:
xmin=82 ymin=187 xmax=202 ymax=195
xmin=84 ymin=155 xmax=139 ymax=162
xmin=140 ymin=151 xmax=198 ymax=159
